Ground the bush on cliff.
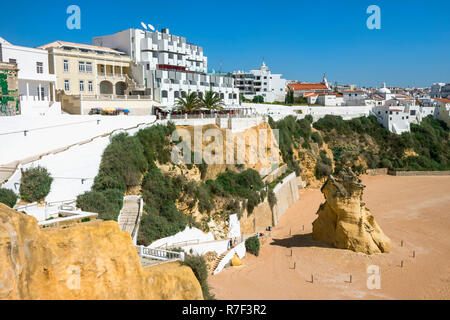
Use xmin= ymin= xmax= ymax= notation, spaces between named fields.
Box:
xmin=136 ymin=122 xmax=176 ymax=165
xmin=19 ymin=166 xmax=53 ymax=203
xmin=182 ymin=254 xmax=215 ymax=300
xmin=245 ymin=236 xmax=260 ymax=256
xmin=313 ymin=114 xmax=450 ymax=171
xmin=0 ymin=188 xmax=18 ymax=208
xmin=137 ymin=165 xmax=187 ymax=245
xmin=98 ymin=133 xmax=148 ymax=188
xmin=76 ymin=189 xmax=123 ymax=221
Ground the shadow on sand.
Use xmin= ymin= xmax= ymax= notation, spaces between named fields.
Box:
xmin=270 ymin=233 xmax=332 ymax=249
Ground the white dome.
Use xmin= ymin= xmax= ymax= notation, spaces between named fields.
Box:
xmin=378 ymin=82 xmax=391 ymax=94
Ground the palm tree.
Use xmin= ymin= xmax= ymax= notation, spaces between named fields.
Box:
xmin=199 ymin=90 xmax=225 ymax=111
xmin=175 ymin=92 xmax=201 ymax=113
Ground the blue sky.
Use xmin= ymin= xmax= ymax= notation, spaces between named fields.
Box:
xmin=1 ymin=0 xmax=449 ymax=87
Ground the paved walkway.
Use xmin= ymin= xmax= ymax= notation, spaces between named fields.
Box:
xmin=118 ymin=197 xmax=140 ymax=236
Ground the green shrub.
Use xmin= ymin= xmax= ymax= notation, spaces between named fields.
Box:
xmin=76 ymin=189 xmax=123 ymax=221
xmin=0 ymin=188 xmax=18 ymax=208
xmin=181 ymin=254 xmax=214 ymax=300
xmin=311 ymin=132 xmax=323 ymax=147
xmin=81 ymin=217 xmax=90 ymax=223
xmin=245 ymin=236 xmax=260 ymax=256
xmin=99 ymin=133 xmax=147 ymax=188
xmin=136 ymin=123 xmax=175 ymax=165
xmin=19 ymin=166 xmax=53 ymax=202
xmin=315 ymin=162 xmax=332 ymax=180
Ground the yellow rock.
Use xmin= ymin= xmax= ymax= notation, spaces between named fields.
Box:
xmin=0 ymin=203 xmax=203 ymax=300
xmin=312 ymin=167 xmax=391 ymax=254
xmin=231 ymin=254 xmax=242 ymax=266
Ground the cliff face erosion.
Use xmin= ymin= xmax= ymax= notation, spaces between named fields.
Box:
xmin=312 ymin=168 xmax=391 ymax=254
xmin=0 ymin=203 xmax=203 ymax=300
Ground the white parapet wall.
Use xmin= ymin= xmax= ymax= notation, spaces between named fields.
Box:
xmin=272 ymin=172 xmax=300 ymax=225
xmin=182 ymin=240 xmax=230 ymax=257
xmin=148 ymin=226 xmax=215 ymax=249
xmin=1 ymin=116 xmax=158 ymax=204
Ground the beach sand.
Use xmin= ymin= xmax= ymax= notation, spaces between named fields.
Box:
xmin=209 ymin=175 xmax=450 ymax=299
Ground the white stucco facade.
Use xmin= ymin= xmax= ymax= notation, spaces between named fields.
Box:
xmin=93 ymin=28 xmax=239 ymax=108
xmin=0 ymin=40 xmax=60 ymax=115
xmin=233 ymin=61 xmax=287 ymax=103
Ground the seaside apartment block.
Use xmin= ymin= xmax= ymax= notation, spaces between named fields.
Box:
xmin=39 ymin=41 xmax=154 ymax=115
xmin=0 ymin=37 xmax=60 ymax=116
xmin=93 ymin=28 xmax=239 ymax=108
xmin=232 ymin=61 xmax=287 ymax=103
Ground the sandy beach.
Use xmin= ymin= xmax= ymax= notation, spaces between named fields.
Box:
xmin=209 ymin=175 xmax=450 ymax=299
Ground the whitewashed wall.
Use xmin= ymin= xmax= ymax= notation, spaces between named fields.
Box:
xmin=213 ymin=242 xmax=246 ymax=275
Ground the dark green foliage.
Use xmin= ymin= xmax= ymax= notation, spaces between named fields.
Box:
xmin=268 ymin=115 xmax=311 ymax=175
xmin=252 ymin=95 xmax=264 ymax=103
xmin=314 ymin=115 xmax=450 ymax=171
xmin=136 ymin=123 xmax=175 ymax=165
xmin=181 ymin=254 xmax=215 ymax=300
xmin=19 ymin=166 xmax=53 ymax=202
xmin=76 ymin=189 xmax=123 ymax=221
xmin=245 ymin=236 xmax=260 ymax=256
xmin=81 ymin=217 xmax=90 ymax=223
xmin=311 ymin=131 xmax=323 ymax=147
xmin=99 ymin=132 xmax=147 ymax=188
xmin=138 ymin=165 xmax=187 ymax=245
xmin=0 ymin=188 xmax=18 ymax=208
xmin=214 ymin=169 xmax=264 ymax=198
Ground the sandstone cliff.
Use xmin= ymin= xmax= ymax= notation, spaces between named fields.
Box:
xmin=0 ymin=203 xmax=203 ymax=300
xmin=312 ymin=168 xmax=391 ymax=254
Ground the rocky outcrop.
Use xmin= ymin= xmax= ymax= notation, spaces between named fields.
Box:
xmin=0 ymin=203 xmax=203 ymax=300
xmin=312 ymin=168 xmax=391 ymax=254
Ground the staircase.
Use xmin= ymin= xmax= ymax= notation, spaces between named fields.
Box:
xmin=124 ymin=74 xmax=146 ymax=94
xmin=211 ymin=249 xmax=231 ymax=273
xmin=118 ymin=197 xmax=140 ymax=235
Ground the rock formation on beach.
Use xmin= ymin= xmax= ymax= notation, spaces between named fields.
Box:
xmin=312 ymin=167 xmax=391 ymax=254
xmin=0 ymin=203 xmax=203 ymax=300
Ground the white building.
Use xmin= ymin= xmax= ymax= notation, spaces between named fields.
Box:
xmin=430 ymin=83 xmax=446 ymax=98
xmin=93 ymin=28 xmax=239 ymax=108
xmin=0 ymin=38 xmax=60 ymax=115
xmin=233 ymin=61 xmax=287 ymax=103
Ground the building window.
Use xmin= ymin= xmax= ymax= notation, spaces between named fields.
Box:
xmin=37 ymin=87 xmax=45 ymax=100
xmin=79 ymin=61 xmax=85 ymax=73
xmin=63 ymin=60 xmax=69 ymax=72
xmin=178 ymin=54 xmax=182 ymax=60
xmin=169 ymin=53 xmax=174 ymax=59
xmin=64 ymin=80 xmax=70 ymax=91
xmin=9 ymin=58 xmax=16 ymax=64
xmin=88 ymin=81 xmax=93 ymax=92
xmin=86 ymin=62 xmax=92 ymax=73
xmin=36 ymin=62 xmax=43 ymax=74
xmin=79 ymin=80 xmax=84 ymax=92
xmin=147 ymin=64 xmax=150 ymax=70
xmin=161 ymin=90 xmax=168 ymax=98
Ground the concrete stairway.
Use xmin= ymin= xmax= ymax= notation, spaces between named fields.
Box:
xmin=118 ymin=197 xmax=140 ymax=235
xmin=211 ymin=250 xmax=230 ymax=272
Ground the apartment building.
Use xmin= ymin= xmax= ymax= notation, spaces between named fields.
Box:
xmin=39 ymin=41 xmax=153 ymax=115
xmin=93 ymin=28 xmax=239 ymax=107
xmin=0 ymin=37 xmax=60 ymax=115
xmin=232 ymin=61 xmax=286 ymax=103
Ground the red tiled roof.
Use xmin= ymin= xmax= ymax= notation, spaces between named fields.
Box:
xmin=435 ymin=98 xmax=450 ymax=104
xmin=289 ymin=83 xmax=328 ymax=91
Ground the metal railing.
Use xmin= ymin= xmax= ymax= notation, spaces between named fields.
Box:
xmin=138 ymin=246 xmax=185 ymax=261
xmin=157 ymin=239 xmax=200 ymax=249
